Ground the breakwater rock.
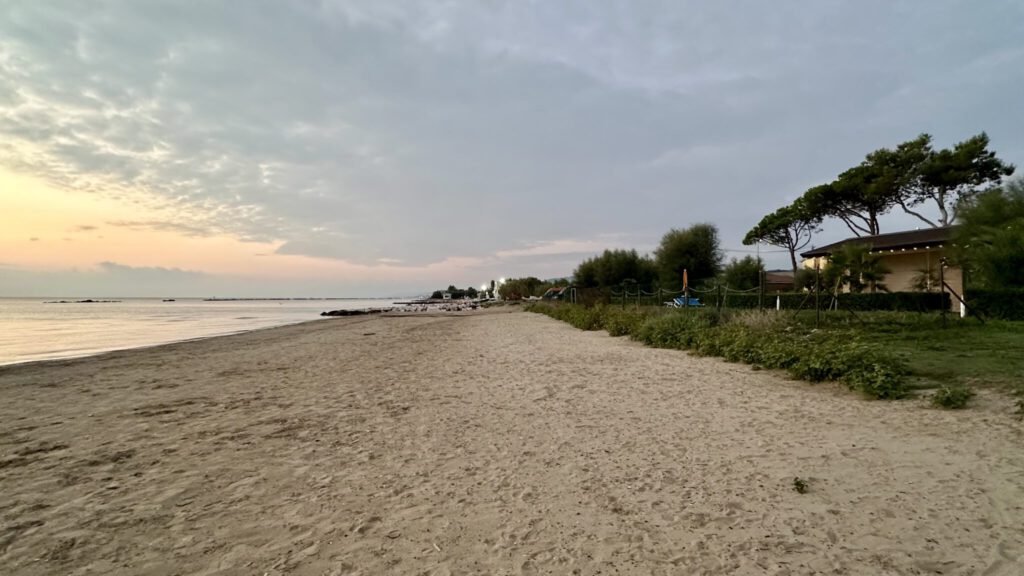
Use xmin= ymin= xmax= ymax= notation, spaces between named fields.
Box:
xmin=44 ymin=299 xmax=122 ymax=304
xmin=320 ymin=308 xmax=391 ymax=317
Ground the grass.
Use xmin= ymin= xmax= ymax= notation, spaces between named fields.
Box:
xmin=792 ymin=311 xmax=1024 ymax=393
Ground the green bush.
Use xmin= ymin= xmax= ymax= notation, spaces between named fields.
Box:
xmin=967 ymin=289 xmax=1024 ymax=320
xmin=931 ymin=385 xmax=975 ymax=409
xmin=527 ymin=303 xmax=909 ymax=400
xmin=602 ymin=307 xmax=655 ymax=337
xmin=632 ymin=310 xmax=719 ymax=349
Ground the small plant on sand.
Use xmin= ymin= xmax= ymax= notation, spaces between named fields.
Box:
xmin=931 ymin=385 xmax=975 ymax=409
xmin=792 ymin=477 xmax=809 ymax=494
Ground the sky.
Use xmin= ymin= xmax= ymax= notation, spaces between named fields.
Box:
xmin=1 ymin=0 xmax=1022 ymax=297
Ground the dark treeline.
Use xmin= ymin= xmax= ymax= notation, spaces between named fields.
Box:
xmin=429 ymin=285 xmax=480 ymax=300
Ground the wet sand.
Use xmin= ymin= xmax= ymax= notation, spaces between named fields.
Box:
xmin=1 ymin=308 xmax=1022 ymax=575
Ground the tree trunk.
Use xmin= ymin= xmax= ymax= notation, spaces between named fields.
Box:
xmin=786 ymin=248 xmax=799 ymax=291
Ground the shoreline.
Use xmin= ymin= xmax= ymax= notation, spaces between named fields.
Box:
xmin=2 ymin=309 xmax=1022 ymax=574
xmin=0 ymin=300 xmax=479 ymax=369
xmin=0 ymin=316 xmax=334 ymax=371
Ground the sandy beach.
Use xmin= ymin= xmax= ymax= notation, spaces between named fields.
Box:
xmin=1 ymin=308 xmax=1022 ymax=575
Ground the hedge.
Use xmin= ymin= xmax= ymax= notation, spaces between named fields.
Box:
xmin=713 ymin=291 xmax=950 ymax=312
xmin=966 ymin=288 xmax=1024 ymax=320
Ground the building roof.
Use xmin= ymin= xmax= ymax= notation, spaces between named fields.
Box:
xmin=765 ymin=271 xmax=794 ymax=284
xmin=801 ymin=226 xmax=955 ymax=258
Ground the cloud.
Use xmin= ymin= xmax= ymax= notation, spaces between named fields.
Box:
xmin=494 ymin=237 xmax=636 ymax=259
xmin=0 ymin=261 xmax=209 ymax=298
xmin=74 ymin=224 xmax=97 ymax=232
xmin=29 ymin=236 xmax=39 ymax=241
xmin=107 ymin=219 xmax=218 ymax=238
xmin=96 ymin=261 xmax=206 ymax=279
xmin=1 ymin=1 xmax=1022 ymax=278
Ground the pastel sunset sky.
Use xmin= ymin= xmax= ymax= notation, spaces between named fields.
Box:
xmin=2 ymin=1 xmax=1022 ymax=297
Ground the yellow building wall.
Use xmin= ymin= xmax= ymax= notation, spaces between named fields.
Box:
xmin=801 ymin=247 xmax=964 ymax=307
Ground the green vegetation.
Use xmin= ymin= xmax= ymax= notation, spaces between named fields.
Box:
xmin=496 ymin=277 xmax=567 ymax=300
xmin=429 ymin=285 xmax=480 ymax=299
xmin=743 ymin=197 xmax=821 ymax=276
xmin=792 ymin=477 xmax=809 ymax=494
xmin=566 ymin=223 xmax=725 ymax=296
xmin=527 ymin=303 xmax=910 ymax=400
xmin=719 ymin=256 xmax=764 ymax=291
xmin=953 ymin=179 xmax=1024 ymax=289
xmin=574 ymin=249 xmax=657 ymax=289
xmin=526 ymin=303 xmax=1024 ymax=406
xmin=822 ymin=243 xmax=891 ymax=293
xmin=856 ymin=316 xmax=1024 ymax=392
xmin=931 ymin=385 xmax=975 ymax=409
xmin=653 ymin=223 xmax=723 ymax=290
xmin=501 ymin=130 xmax=1021 ymax=412
xmin=752 ymin=132 xmax=1014 ymax=241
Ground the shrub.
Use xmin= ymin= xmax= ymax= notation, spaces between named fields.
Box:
xmin=792 ymin=477 xmax=809 ymax=494
xmin=602 ymin=307 xmax=653 ymax=337
xmin=931 ymin=385 xmax=975 ymax=409
xmin=528 ymin=303 xmax=909 ymax=400
xmin=842 ymin=359 xmax=909 ymax=400
xmin=967 ymin=289 xmax=1024 ymax=320
xmin=633 ymin=310 xmax=718 ymax=349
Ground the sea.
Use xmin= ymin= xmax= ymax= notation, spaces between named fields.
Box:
xmin=0 ymin=297 xmax=403 ymax=366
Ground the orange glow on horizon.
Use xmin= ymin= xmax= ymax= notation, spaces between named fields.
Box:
xmin=0 ymin=168 xmax=486 ymax=285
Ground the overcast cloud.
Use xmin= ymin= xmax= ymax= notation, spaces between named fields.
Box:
xmin=2 ymin=1 xmax=1022 ymax=292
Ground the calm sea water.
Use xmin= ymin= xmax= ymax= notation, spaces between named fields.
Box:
xmin=0 ymin=297 xmax=401 ymax=366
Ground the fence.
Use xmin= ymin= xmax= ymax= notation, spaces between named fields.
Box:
xmin=606 ymin=285 xmax=951 ymax=313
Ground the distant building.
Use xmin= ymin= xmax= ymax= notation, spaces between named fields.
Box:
xmin=801 ymin=226 xmax=962 ymax=298
xmin=764 ymin=270 xmax=795 ymax=293
xmin=541 ymin=286 xmax=567 ymax=300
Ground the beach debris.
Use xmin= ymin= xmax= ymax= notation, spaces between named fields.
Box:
xmin=386 ymin=530 xmax=401 ymax=539
xmin=792 ymin=477 xmax=809 ymax=494
xmin=432 ymin=542 xmax=441 ymax=552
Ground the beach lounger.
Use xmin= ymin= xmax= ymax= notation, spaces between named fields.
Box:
xmin=670 ymin=296 xmax=703 ymax=307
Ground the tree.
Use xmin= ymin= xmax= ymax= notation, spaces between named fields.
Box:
xmin=720 ymin=256 xmax=764 ymax=291
xmin=823 ymin=243 xmax=890 ymax=294
xmin=801 ymin=134 xmax=932 ymax=236
xmin=498 ymin=277 xmax=543 ymax=300
xmin=952 ymin=179 xmax=1024 ymax=288
xmin=653 ymin=224 xmax=723 ymax=290
xmin=801 ymin=139 xmax=922 ymax=238
xmin=573 ymin=249 xmax=657 ymax=288
xmin=903 ymin=132 xmax=1015 ymax=227
xmin=803 ymin=133 xmax=1014 ymax=233
xmin=743 ymin=197 xmax=822 ymax=277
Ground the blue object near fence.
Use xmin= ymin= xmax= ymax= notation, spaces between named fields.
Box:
xmin=668 ymin=296 xmax=702 ymax=307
